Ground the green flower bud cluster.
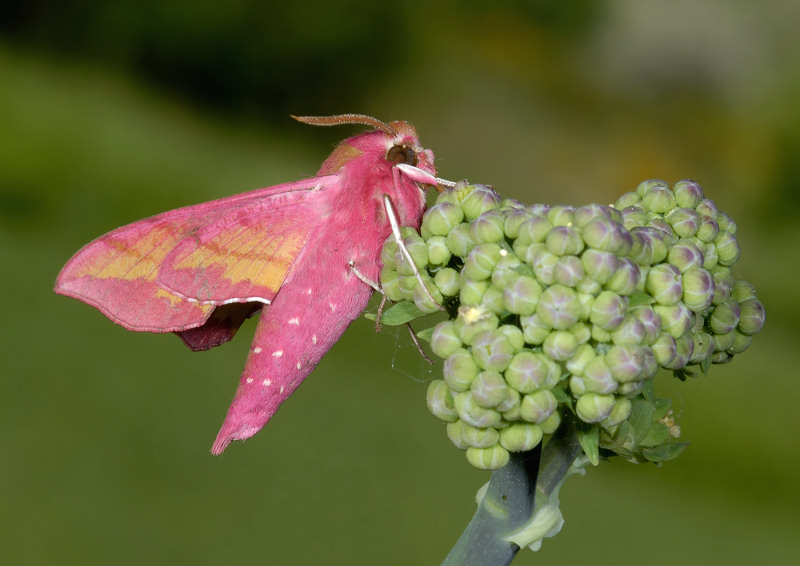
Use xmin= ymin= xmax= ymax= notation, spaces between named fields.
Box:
xmin=379 ymin=181 xmax=764 ymax=470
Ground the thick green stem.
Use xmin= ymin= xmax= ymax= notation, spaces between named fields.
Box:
xmin=442 ymin=418 xmax=583 ymax=566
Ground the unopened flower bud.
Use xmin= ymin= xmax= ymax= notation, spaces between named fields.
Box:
xmin=463 ymin=242 xmax=503 ymax=281
xmin=517 ymin=216 xmax=553 ymax=246
xmin=611 ymin=315 xmax=646 ymax=345
xmin=491 ymin=253 xmax=524 ymax=288
xmin=581 ymin=249 xmax=620 ymax=284
xmin=582 ymin=217 xmax=627 ymax=253
xmin=581 ymin=355 xmax=618 ymax=394
xmin=565 ymin=343 xmax=596 ymax=376
xmin=553 ymin=255 xmax=585 ymax=287
xmin=689 ymin=332 xmax=714 ymax=364
xmin=618 ymin=380 xmax=646 ymax=397
xmin=727 ymin=331 xmax=752 ymax=354
xmin=466 ymin=444 xmax=509 ymax=470
xmin=446 ymin=223 xmax=476 ymax=257
xmin=480 ymin=286 xmax=505 ymax=315
xmin=413 ymin=277 xmax=444 ymax=314
xmin=709 ymin=298 xmax=740 ymax=335
xmin=651 ymin=332 xmax=678 ymax=367
xmin=696 ymin=198 xmax=718 ymax=219
xmin=461 ymin=424 xmax=500 ymax=449
xmin=520 ymin=390 xmax=558 ymax=423
xmin=546 ymin=225 xmax=584 ymax=256
xmin=576 ymin=392 xmax=615 ymax=423
xmin=504 ymin=208 xmax=534 ymax=239
xmin=606 ymin=344 xmax=645 ymax=383
xmin=444 ymin=348 xmax=480 ymax=391
xmin=431 ymin=321 xmax=462 ymax=359
xmin=460 ymin=279 xmax=490 ymax=306
xmin=712 ymin=331 xmax=735 ymax=352
xmin=737 ymin=298 xmax=765 ymax=335
xmin=615 ymin=191 xmax=641 ymax=209
xmin=426 ymin=236 xmax=451 ymax=266
xmin=574 ymin=204 xmax=614 ymax=228
xmin=503 ymin=275 xmax=543 ymax=316
xmin=460 ymin=185 xmax=501 ymax=221
xmin=446 ymin=420 xmax=470 ymax=450
xmin=468 ymin=210 xmax=505 ymax=244
xmin=695 ymin=215 xmax=719 ymax=243
xmin=422 ymin=201 xmax=465 ymax=236
xmin=540 ymin=411 xmax=562 ymax=434
xmin=590 ymin=290 xmax=628 ymax=330
xmin=496 ymin=387 xmax=521 ymax=413
xmin=653 ymin=303 xmax=693 ymax=338
xmin=603 ymin=397 xmax=633 ymax=427
xmin=673 ymin=180 xmax=704 ymax=209
xmin=547 ymin=205 xmax=575 ymax=227
xmin=605 ymin=258 xmax=641 ymax=296
xmin=636 ymin=179 xmax=669 ymax=198
xmin=454 ymin=392 xmax=502 ymax=428
xmin=620 ymin=206 xmax=648 ymax=230
xmin=682 ymin=267 xmax=715 ymax=312
xmin=666 ymin=207 xmax=700 ymax=238
xmin=544 ymin=330 xmax=579 ymax=361
xmin=521 ymin=313 xmax=551 ymax=344
xmin=714 ymin=231 xmax=741 ymax=266
xmin=505 ymin=351 xmax=559 ymax=393
xmin=434 ymin=267 xmax=460 ymax=297
xmin=471 ymin=330 xmax=515 ymax=372
xmin=499 ymin=423 xmax=544 ymax=452
xmin=498 ymin=324 xmax=525 ymax=352
xmin=538 ymin=284 xmax=581 ymax=330
xmin=471 ymin=370 xmax=508 ymax=408
xmin=380 ymin=267 xmax=403 ymax=301
xmin=427 ymin=380 xmax=458 ymax=422
xmin=646 ymin=263 xmax=683 ymax=305
xmin=641 ymin=183 xmax=677 ymax=213
xmin=570 ymin=321 xmax=592 ymax=344
xmin=530 ymin=248 xmax=559 ymax=285
xmin=668 ymin=239 xmax=705 ymax=272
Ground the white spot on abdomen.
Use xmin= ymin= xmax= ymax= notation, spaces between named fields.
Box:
xmin=288 ymin=317 xmax=300 ymax=325
xmin=253 ymin=347 xmax=262 ymax=354
xmin=272 ymin=350 xmax=283 ymax=358
xmin=263 ymin=378 xmax=271 ymax=387
xmin=296 ymin=362 xmax=301 ymax=369
xmin=246 ymin=377 xmax=254 ymax=384
xmin=329 ymin=303 xmax=337 ymax=311
xmin=306 ymin=288 xmax=313 ymax=295
xmin=312 ymin=334 xmax=318 ymax=345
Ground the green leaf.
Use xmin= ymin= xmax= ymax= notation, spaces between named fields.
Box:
xmin=377 ymin=301 xmax=428 ymax=326
xmin=651 ymin=398 xmax=672 ymax=420
xmin=416 ymin=327 xmax=434 ymax=343
xmin=642 ymin=441 xmax=689 ymax=463
xmin=640 ymin=422 xmax=670 ymax=447
xmin=551 ymin=386 xmax=573 ymax=410
xmin=700 ymin=355 xmax=712 ymax=375
xmin=628 ymin=291 xmax=655 ymax=307
xmin=628 ymin=399 xmax=655 ymax=444
xmin=577 ymin=422 xmax=600 ymax=466
xmin=642 ymin=379 xmax=655 ymax=401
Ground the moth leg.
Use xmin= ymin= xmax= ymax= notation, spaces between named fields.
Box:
xmin=382 ymin=194 xmax=444 ymax=312
xmin=406 ymin=322 xmax=435 ymax=365
xmin=374 ymin=294 xmax=389 ymax=332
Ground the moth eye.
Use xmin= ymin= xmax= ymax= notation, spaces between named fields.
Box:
xmin=386 ymin=144 xmax=418 ymax=167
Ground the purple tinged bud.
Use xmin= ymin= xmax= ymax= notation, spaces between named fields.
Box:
xmin=620 ymin=206 xmax=649 ymax=230
xmin=709 ymin=298 xmax=740 ymax=335
xmin=646 ymin=263 xmax=683 ymax=305
xmin=673 ymin=180 xmax=705 ymax=209
xmin=581 ymin=217 xmax=627 ymax=253
xmin=577 ymin=276 xmax=602 ymax=295
xmin=460 ymin=185 xmax=501 ymax=221
xmin=499 ymin=423 xmax=543 ymax=452
xmin=504 ymin=208 xmax=533 ymax=239
xmin=498 ymin=324 xmax=525 ymax=352
xmin=590 ymin=290 xmax=628 ymax=330
xmin=434 ymin=267 xmax=460 ymax=297
xmin=460 ymin=279 xmax=490 ymax=306
xmin=466 ymin=445 xmax=509 ymax=470
xmin=642 ymin=184 xmax=677 ymax=213
xmin=696 ymin=198 xmax=718 ymax=219
xmin=581 ymin=356 xmax=618 ymax=394
xmin=455 ymin=308 xmax=499 ymax=345
xmin=547 ymin=205 xmax=575 ymax=226
xmin=668 ymin=239 xmax=705 ymax=272
xmin=413 ymin=278 xmax=444 ymax=314
xmin=431 ymin=321 xmax=462 ymax=359
xmin=520 ymin=390 xmax=558 ymax=423
xmin=470 ymin=209 xmax=507 ymax=243
xmin=491 ymin=253 xmax=523 ymax=289
xmin=505 ymin=351 xmax=553 ymax=393
xmin=737 ymin=298 xmax=765 ymax=335
xmin=446 ymin=223 xmax=476 ymax=257
xmin=496 ymin=388 xmax=521 ymax=413
xmin=651 ymin=332 xmax=678 ymax=367
xmin=682 ymin=267 xmax=715 ymax=312
xmin=727 ymin=331 xmax=752 ymax=354
xmin=530 ymin=248 xmax=559 ymax=285
xmin=714 ymin=231 xmax=741 ymax=266
xmin=427 ymin=380 xmax=458 ymax=422
xmin=521 ymin=313 xmax=551 ymax=344
xmin=632 ymin=306 xmax=661 ymax=344
xmin=553 ymin=255 xmax=585 ymax=287
xmin=629 ymin=230 xmax=655 ymax=265
xmin=699 ymin=240 xmax=719 ymax=270
xmin=471 ymin=370 xmax=508 ymax=408
xmin=689 ymin=332 xmax=714 ymax=364
xmin=606 ymin=257 xmax=641 ymax=296
xmin=615 ymin=191 xmax=641 ymax=209
xmin=570 ymin=322 xmax=592 ymax=344
xmin=606 ymin=344 xmax=646 ymax=383
xmin=464 ymin=242 xmax=503 ymax=280
xmin=636 ymin=179 xmax=670 ymax=198
xmin=502 ymin=275 xmax=542 ymax=316
xmin=480 ymin=286 xmax=505 ymax=315
xmin=610 ymin=315 xmax=646 ymax=345
xmin=537 ymin=284 xmax=582 ymax=330
xmin=527 ymin=203 xmax=551 ymax=216
xmin=546 ymin=225 xmax=585 ymax=256
xmin=574 ymin=204 xmax=615 ymax=228
xmin=581 ymin=249 xmax=620 ymax=284
xmin=471 ymin=330 xmax=515 ymax=371
xmin=576 ymin=393 xmax=615 ymax=423
xmin=662 ymin=332 xmax=694 ymax=369
xmin=666 ymin=207 xmax=700 ymax=238
xmin=517 ymin=216 xmax=553 ymax=246
xmin=543 ymin=330 xmax=579 ymax=361
xmin=653 ymin=303 xmax=693 ymax=338
xmin=422 ymin=201 xmax=464 ymax=236
xmin=711 ymin=267 xmax=734 ymax=305
xmin=696 ymin=216 xmax=720 ymax=243
xmin=444 ymin=349 xmax=480 ymax=391
xmin=717 ymin=211 xmax=736 ymax=234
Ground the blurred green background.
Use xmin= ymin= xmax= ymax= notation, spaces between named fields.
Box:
xmin=2 ymin=1 xmax=798 ymax=564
